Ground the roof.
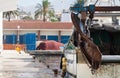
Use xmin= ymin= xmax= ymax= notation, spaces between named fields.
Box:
xmin=3 ymin=20 xmax=73 ymax=30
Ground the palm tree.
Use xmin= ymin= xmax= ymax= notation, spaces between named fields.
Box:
xmin=35 ymin=3 xmax=42 ymax=20
xmin=42 ymin=0 xmax=50 ymax=21
xmin=3 ymin=10 xmax=18 ymax=21
xmin=35 ymin=0 xmax=55 ymax=22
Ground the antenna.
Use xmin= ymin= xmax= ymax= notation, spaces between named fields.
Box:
xmin=95 ymin=0 xmax=99 ymax=5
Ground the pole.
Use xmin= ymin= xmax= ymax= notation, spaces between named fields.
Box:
xmin=17 ymin=25 xmax=20 ymax=44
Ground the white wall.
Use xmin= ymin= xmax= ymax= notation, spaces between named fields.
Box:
xmin=61 ymin=31 xmax=73 ymax=35
xmin=0 ymin=12 xmax=3 ymax=52
xmin=40 ymin=31 xmax=59 ymax=35
xmin=4 ymin=29 xmax=73 ymax=36
xmin=4 ymin=30 xmax=17 ymax=35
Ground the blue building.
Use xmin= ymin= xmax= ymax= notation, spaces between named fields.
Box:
xmin=3 ymin=20 xmax=73 ymax=50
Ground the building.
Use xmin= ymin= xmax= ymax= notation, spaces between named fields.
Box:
xmin=0 ymin=0 xmax=17 ymax=51
xmin=3 ymin=20 xmax=73 ymax=50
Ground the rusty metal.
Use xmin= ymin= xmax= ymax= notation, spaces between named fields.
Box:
xmin=71 ymin=13 xmax=102 ymax=69
xmin=94 ymin=13 xmax=120 ymax=17
xmin=95 ymin=6 xmax=120 ymax=11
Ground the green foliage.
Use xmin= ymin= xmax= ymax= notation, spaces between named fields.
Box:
xmin=50 ymin=17 xmax=59 ymax=22
xmin=3 ymin=10 xmax=18 ymax=21
xmin=75 ymin=0 xmax=86 ymax=4
xmin=77 ymin=0 xmax=83 ymax=3
xmin=42 ymin=0 xmax=50 ymax=11
xmin=22 ymin=16 xmax=33 ymax=20
xmin=35 ymin=0 xmax=55 ymax=22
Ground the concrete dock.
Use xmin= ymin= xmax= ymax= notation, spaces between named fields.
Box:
xmin=0 ymin=50 xmax=61 ymax=78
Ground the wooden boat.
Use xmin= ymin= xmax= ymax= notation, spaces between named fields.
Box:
xmin=63 ymin=13 xmax=120 ymax=78
xmin=62 ymin=0 xmax=120 ymax=77
xmin=71 ymin=13 xmax=102 ymax=69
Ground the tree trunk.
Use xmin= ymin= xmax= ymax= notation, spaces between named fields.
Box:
xmin=8 ymin=16 xmax=10 ymax=22
xmin=8 ymin=13 xmax=11 ymax=22
xmin=43 ymin=13 xmax=46 ymax=22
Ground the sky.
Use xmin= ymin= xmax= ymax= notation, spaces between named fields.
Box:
xmin=18 ymin=0 xmax=75 ymax=13
xmin=18 ymin=0 xmax=120 ymax=13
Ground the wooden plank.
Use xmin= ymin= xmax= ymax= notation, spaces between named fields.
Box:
xmin=28 ymin=50 xmax=63 ymax=55
xmin=71 ymin=13 xmax=102 ymax=69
